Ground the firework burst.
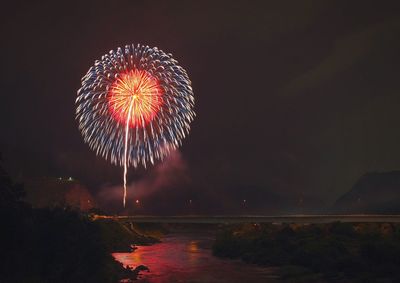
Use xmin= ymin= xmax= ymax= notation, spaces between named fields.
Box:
xmin=76 ymin=44 xmax=195 ymax=206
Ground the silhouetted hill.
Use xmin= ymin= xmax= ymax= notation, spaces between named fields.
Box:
xmin=333 ymin=171 xmax=400 ymax=214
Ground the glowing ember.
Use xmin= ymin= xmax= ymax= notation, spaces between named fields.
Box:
xmin=107 ymin=69 xmax=164 ymax=128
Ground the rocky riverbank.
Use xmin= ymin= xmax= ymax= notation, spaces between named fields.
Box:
xmin=213 ymin=222 xmax=400 ymax=282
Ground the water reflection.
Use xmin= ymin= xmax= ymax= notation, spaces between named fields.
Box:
xmin=188 ymin=240 xmax=198 ymax=253
xmin=113 ymin=233 xmax=279 ymax=283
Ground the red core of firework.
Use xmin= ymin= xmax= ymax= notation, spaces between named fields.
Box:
xmin=107 ymin=69 xmax=164 ymax=127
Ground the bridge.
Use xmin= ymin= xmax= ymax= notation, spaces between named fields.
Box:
xmin=93 ymin=215 xmax=400 ymax=224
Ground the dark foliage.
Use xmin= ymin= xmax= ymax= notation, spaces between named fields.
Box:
xmin=0 ymin=157 xmax=131 ymax=283
xmin=213 ymin=222 xmax=400 ymax=281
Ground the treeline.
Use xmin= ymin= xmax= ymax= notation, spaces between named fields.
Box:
xmin=213 ymin=222 xmax=400 ymax=282
xmin=0 ymin=157 xmax=149 ymax=282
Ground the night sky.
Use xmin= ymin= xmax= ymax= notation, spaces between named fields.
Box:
xmin=2 ymin=1 xmax=400 ymax=212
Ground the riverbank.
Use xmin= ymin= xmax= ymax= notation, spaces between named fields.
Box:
xmin=3 ymin=205 xmax=136 ymax=282
xmin=1 ymin=157 xmax=170 ymax=282
xmin=213 ymin=222 xmax=400 ymax=282
xmin=95 ymin=219 xmax=162 ymax=252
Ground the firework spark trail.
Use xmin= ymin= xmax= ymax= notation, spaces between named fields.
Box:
xmin=123 ymin=98 xmax=134 ymax=207
xmin=76 ymin=44 xmax=195 ymax=206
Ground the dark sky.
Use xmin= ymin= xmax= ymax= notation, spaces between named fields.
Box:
xmin=2 ymin=1 xmax=400 ymax=211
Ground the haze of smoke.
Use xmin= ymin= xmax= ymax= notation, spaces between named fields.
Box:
xmin=96 ymin=150 xmax=190 ymax=207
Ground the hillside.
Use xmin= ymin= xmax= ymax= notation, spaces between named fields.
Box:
xmin=333 ymin=171 xmax=400 ymax=214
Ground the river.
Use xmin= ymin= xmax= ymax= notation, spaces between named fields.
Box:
xmin=113 ymin=232 xmax=279 ymax=283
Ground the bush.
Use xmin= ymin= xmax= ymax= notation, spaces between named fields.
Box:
xmin=0 ymin=159 xmax=130 ymax=283
xmin=213 ymin=222 xmax=400 ymax=281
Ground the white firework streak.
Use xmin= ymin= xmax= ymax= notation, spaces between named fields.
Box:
xmin=76 ymin=44 xmax=195 ymax=206
xmin=123 ymin=98 xmax=134 ymax=207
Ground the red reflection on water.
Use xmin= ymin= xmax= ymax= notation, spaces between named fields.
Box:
xmin=113 ymin=236 xmax=201 ymax=282
xmin=113 ymin=234 xmax=279 ymax=283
